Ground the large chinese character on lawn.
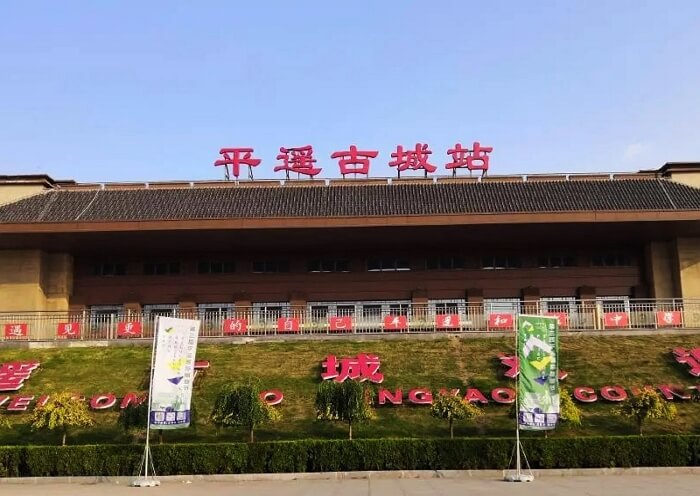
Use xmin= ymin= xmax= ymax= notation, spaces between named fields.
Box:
xmin=0 ymin=360 xmax=41 ymax=391
xmin=214 ymin=147 xmax=262 ymax=180
xmin=321 ymin=353 xmax=384 ymax=384
xmin=275 ymin=145 xmax=322 ymax=178
xmin=445 ymin=141 xmax=493 ymax=176
xmin=497 ymin=353 xmax=568 ymax=381
xmin=331 ymin=145 xmax=379 ymax=177
xmin=673 ymin=347 xmax=700 ymax=377
xmin=388 ymin=143 xmax=436 ymax=177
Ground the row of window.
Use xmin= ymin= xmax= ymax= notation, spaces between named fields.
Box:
xmin=92 ymin=253 xmax=634 ymax=276
xmin=89 ymin=296 xmax=633 ymax=320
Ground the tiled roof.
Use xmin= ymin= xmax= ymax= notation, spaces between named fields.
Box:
xmin=1 ymin=178 xmax=699 ymax=224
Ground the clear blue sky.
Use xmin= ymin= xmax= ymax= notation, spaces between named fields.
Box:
xmin=1 ymin=1 xmax=700 ymax=182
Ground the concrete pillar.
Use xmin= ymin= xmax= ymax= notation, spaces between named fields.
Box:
xmin=522 ymin=286 xmax=540 ymax=314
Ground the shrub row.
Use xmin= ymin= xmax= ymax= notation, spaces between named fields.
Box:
xmin=1 ymin=436 xmax=699 ymax=477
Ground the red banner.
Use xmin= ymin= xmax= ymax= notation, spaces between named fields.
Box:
xmin=544 ymin=312 xmax=569 ymax=329
xmin=383 ymin=315 xmax=407 ymax=331
xmin=329 ymin=316 xmax=353 ymax=332
xmin=223 ymin=318 xmax=248 ymax=335
xmin=435 ymin=314 xmax=460 ymax=329
xmin=4 ymin=323 xmax=28 ymax=339
xmin=488 ymin=313 xmax=513 ymax=330
xmin=603 ymin=312 xmax=629 ymax=329
xmin=117 ymin=321 xmax=142 ymax=338
xmin=656 ymin=311 xmax=682 ymax=327
xmin=277 ymin=317 xmax=299 ymax=333
xmin=56 ymin=322 xmax=81 ymax=339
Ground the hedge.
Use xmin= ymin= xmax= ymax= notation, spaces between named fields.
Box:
xmin=1 ymin=436 xmax=699 ymax=477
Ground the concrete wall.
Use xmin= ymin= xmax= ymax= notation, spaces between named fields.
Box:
xmin=0 ymin=250 xmax=73 ymax=311
xmin=645 ymin=241 xmax=678 ymax=299
xmin=0 ymin=184 xmax=46 ymax=206
xmin=668 ymin=172 xmax=700 ymax=189
xmin=677 ymin=238 xmax=700 ymax=299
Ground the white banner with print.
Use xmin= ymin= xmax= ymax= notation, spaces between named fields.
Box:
xmin=149 ymin=316 xmax=200 ymax=429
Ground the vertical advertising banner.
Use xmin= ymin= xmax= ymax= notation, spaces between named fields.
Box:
xmin=517 ymin=315 xmax=559 ymax=430
xmin=149 ymin=316 xmax=200 ymax=429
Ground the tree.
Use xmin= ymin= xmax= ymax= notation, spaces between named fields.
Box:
xmin=315 ymin=380 xmax=375 ymax=440
xmin=614 ymin=389 xmax=677 ymax=435
xmin=210 ymin=380 xmax=281 ymax=443
xmin=118 ymin=399 xmax=197 ymax=444
xmin=117 ymin=400 xmax=149 ymax=443
xmin=559 ymin=388 xmax=582 ymax=428
xmin=430 ymin=393 xmax=483 ymax=439
xmin=29 ymin=392 xmax=93 ymax=446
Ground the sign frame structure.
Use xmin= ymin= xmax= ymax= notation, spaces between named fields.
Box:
xmin=133 ymin=316 xmax=201 ymax=488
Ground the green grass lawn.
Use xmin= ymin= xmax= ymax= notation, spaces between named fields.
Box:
xmin=1 ymin=334 xmax=699 ymax=445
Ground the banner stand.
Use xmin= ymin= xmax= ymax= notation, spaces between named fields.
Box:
xmin=132 ymin=317 xmax=161 ymax=488
xmin=503 ymin=313 xmax=534 ymax=483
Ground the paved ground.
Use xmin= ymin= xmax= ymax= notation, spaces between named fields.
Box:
xmin=3 ymin=475 xmax=698 ymax=496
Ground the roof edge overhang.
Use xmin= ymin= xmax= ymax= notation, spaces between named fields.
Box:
xmin=0 ymin=210 xmax=698 ymax=234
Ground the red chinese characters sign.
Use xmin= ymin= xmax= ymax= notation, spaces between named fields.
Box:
xmin=215 ymin=141 xmax=492 ymax=179
xmin=331 ymin=146 xmax=378 ymax=177
xmin=223 ymin=318 xmax=248 ymax=335
xmin=214 ymin=148 xmax=261 ymax=179
xmin=277 ymin=317 xmax=299 ymax=333
xmin=445 ymin=142 xmax=492 ymax=174
xmin=383 ymin=315 xmax=408 ymax=331
xmin=436 ymin=314 xmax=460 ymax=329
xmin=544 ymin=312 xmax=569 ymax=329
xmin=321 ymin=353 xmax=384 ymax=384
xmin=603 ymin=312 xmax=629 ymax=329
xmin=275 ymin=146 xmax=321 ymax=178
xmin=487 ymin=313 xmax=514 ymax=330
xmin=117 ymin=321 xmax=142 ymax=338
xmin=4 ymin=323 xmax=28 ymax=339
xmin=57 ymin=322 xmax=80 ymax=339
xmin=329 ymin=316 xmax=353 ymax=332
xmin=657 ymin=311 xmax=682 ymax=327
xmin=388 ymin=143 xmax=436 ymax=176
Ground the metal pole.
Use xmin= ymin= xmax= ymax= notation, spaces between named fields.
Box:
xmin=132 ymin=316 xmax=160 ymax=487
xmin=145 ymin=316 xmax=158 ymax=480
xmin=514 ymin=322 xmax=521 ymax=478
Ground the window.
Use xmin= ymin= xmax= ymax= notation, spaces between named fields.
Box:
xmin=309 ymin=305 xmax=329 ymax=320
xmin=143 ymin=304 xmax=178 ymax=318
xmin=537 ymin=255 xmax=577 ymax=269
xmin=197 ymin=261 xmax=235 ymax=274
xmin=389 ymin=303 xmax=410 ymax=316
xmin=484 ymin=298 xmax=521 ymax=315
xmin=307 ymin=259 xmax=350 ymax=273
xmin=253 ymin=302 xmax=290 ymax=321
xmin=143 ymin=262 xmax=180 ymax=275
xmin=306 ymin=302 xmax=358 ymax=318
xmin=426 ymin=256 xmax=466 ymax=270
xmin=336 ymin=304 xmax=356 ymax=317
xmin=362 ymin=304 xmax=382 ymax=318
xmin=367 ymin=257 xmax=411 ymax=272
xmin=252 ymin=260 xmax=290 ymax=273
xmin=89 ymin=305 xmax=122 ymax=322
xmin=481 ymin=256 xmax=522 ymax=269
xmin=93 ymin=262 xmax=126 ymax=276
xmin=434 ymin=302 xmax=459 ymax=314
xmin=198 ymin=303 xmax=234 ymax=318
xmin=591 ymin=253 xmax=632 ymax=267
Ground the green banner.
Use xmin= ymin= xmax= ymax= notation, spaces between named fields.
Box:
xmin=517 ymin=314 xmax=559 ymax=430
